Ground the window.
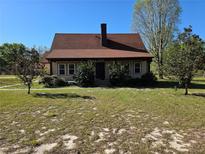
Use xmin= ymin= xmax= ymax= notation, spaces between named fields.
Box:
xmin=68 ymin=64 xmax=75 ymax=75
xmin=135 ymin=63 xmax=141 ymax=73
xmin=58 ymin=64 xmax=65 ymax=75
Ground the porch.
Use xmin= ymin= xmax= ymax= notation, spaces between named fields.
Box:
xmin=49 ymin=59 xmax=150 ymax=81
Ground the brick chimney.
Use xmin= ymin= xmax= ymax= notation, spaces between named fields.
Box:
xmin=101 ymin=23 xmax=107 ymax=46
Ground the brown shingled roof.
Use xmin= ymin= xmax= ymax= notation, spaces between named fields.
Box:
xmin=47 ymin=49 xmax=152 ymax=59
xmin=47 ymin=33 xmax=152 ymax=59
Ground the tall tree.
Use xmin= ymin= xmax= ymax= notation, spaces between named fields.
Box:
xmin=164 ymin=26 xmax=205 ymax=95
xmin=133 ymin=0 xmax=181 ymax=78
xmin=16 ymin=48 xmax=44 ymax=94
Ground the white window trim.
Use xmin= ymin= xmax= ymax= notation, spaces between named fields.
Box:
xmin=134 ymin=62 xmax=141 ymax=74
xmin=67 ymin=64 xmax=75 ymax=75
xmin=58 ymin=64 xmax=66 ymax=75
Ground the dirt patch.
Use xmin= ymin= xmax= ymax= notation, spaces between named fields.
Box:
xmin=12 ymin=147 xmax=31 ymax=154
xmin=34 ymin=143 xmax=57 ymax=154
xmin=104 ymin=148 xmax=116 ymax=154
xmin=141 ymin=126 xmax=193 ymax=153
xmin=62 ymin=134 xmax=78 ymax=150
xmin=95 ymin=132 xmax=107 ymax=143
xmin=163 ymin=121 xmax=169 ymax=125
xmin=169 ymin=133 xmax=191 ymax=152
xmin=0 ymin=149 xmax=5 ymax=154
xmin=39 ymin=129 xmax=55 ymax=136
xmin=117 ymin=129 xmax=126 ymax=135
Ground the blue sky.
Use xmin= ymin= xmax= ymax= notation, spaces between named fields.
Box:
xmin=0 ymin=0 xmax=204 ymax=48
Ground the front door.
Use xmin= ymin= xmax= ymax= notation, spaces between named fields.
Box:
xmin=96 ymin=62 xmax=105 ymax=80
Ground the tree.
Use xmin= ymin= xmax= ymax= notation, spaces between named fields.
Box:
xmin=0 ymin=43 xmax=26 ymax=74
xmin=133 ymin=0 xmax=181 ymax=79
xmin=164 ymin=26 xmax=205 ymax=95
xmin=0 ymin=56 xmax=7 ymax=74
xmin=16 ymin=48 xmax=44 ymax=94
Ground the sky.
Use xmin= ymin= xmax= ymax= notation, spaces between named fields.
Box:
xmin=0 ymin=0 xmax=205 ymax=48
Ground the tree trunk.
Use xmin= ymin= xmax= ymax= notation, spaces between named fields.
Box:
xmin=185 ymin=83 xmax=188 ymax=95
xmin=28 ymin=84 xmax=31 ymax=94
xmin=157 ymin=60 xmax=163 ymax=79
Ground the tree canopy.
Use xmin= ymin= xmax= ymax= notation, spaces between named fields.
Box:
xmin=164 ymin=26 xmax=205 ymax=95
xmin=133 ymin=0 xmax=181 ymax=78
xmin=0 ymin=43 xmax=26 ymax=74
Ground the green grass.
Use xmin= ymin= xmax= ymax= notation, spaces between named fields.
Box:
xmin=0 ymin=76 xmax=21 ymax=87
xmin=0 ymin=75 xmax=17 ymax=78
xmin=0 ymin=76 xmax=43 ymax=89
xmin=0 ymin=77 xmax=205 ymax=153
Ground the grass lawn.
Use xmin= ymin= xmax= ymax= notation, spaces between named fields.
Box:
xmin=0 ymin=77 xmax=205 ymax=153
xmin=0 ymin=76 xmax=43 ymax=89
xmin=0 ymin=76 xmax=21 ymax=87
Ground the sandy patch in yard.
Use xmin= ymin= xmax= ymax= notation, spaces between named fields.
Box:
xmin=163 ymin=121 xmax=170 ymax=125
xmin=51 ymin=118 xmax=59 ymax=122
xmin=62 ymin=134 xmax=78 ymax=150
xmin=19 ymin=129 xmax=25 ymax=134
xmin=127 ymin=114 xmax=135 ymax=118
xmin=0 ymin=150 xmax=5 ymax=154
xmin=103 ymin=128 xmax=109 ymax=132
xmin=41 ymin=127 xmax=46 ymax=130
xmin=91 ymin=127 xmax=132 ymax=153
xmin=12 ymin=147 xmax=31 ymax=154
xmin=112 ymin=128 xmax=117 ymax=134
xmin=39 ymin=129 xmax=55 ymax=136
xmin=37 ymin=136 xmax=45 ymax=142
xmin=94 ymin=127 xmax=128 ymax=143
xmin=34 ymin=143 xmax=57 ymax=154
xmin=141 ymin=125 xmax=195 ymax=153
xmin=95 ymin=132 xmax=107 ymax=143
xmin=117 ymin=129 xmax=126 ymax=135
xmin=104 ymin=148 xmax=116 ymax=154
xmin=11 ymin=121 xmax=18 ymax=125
xmin=93 ymin=107 xmax=97 ymax=111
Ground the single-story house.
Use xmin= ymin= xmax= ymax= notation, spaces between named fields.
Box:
xmin=46 ymin=24 xmax=153 ymax=82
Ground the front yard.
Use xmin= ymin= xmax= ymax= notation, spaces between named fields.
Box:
xmin=0 ymin=77 xmax=205 ymax=154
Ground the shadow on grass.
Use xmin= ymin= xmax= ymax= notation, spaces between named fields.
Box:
xmin=192 ymin=79 xmax=205 ymax=82
xmin=105 ymin=80 xmax=205 ymax=89
xmin=148 ymin=80 xmax=205 ymax=89
xmin=191 ymin=93 xmax=205 ymax=98
xmin=33 ymin=93 xmax=96 ymax=100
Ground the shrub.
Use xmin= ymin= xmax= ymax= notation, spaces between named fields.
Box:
xmin=141 ymin=72 xmax=157 ymax=85
xmin=115 ymin=72 xmax=157 ymax=87
xmin=108 ymin=62 xmax=130 ymax=86
xmin=40 ymin=75 xmax=67 ymax=88
xmin=75 ymin=61 xmax=95 ymax=87
xmin=39 ymin=75 xmax=53 ymax=87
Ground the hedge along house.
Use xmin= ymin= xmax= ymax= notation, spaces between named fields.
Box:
xmin=46 ymin=24 xmax=153 ymax=82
